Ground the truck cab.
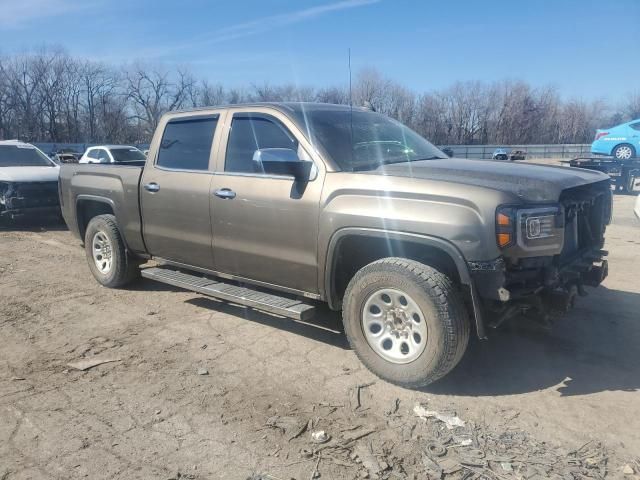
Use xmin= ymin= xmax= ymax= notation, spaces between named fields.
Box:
xmin=59 ymin=103 xmax=612 ymax=388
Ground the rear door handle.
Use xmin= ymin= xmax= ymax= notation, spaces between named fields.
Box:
xmin=214 ymin=188 xmax=236 ymax=199
xmin=144 ymin=182 xmax=160 ymax=193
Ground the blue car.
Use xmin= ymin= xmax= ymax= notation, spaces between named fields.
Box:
xmin=591 ymin=119 xmax=640 ymax=160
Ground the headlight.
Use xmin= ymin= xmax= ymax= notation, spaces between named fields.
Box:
xmin=496 ymin=205 xmax=564 ymax=251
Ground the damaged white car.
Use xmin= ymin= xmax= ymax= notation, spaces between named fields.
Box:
xmin=0 ymin=140 xmax=61 ymax=221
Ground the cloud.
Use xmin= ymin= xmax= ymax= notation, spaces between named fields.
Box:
xmin=171 ymin=0 xmax=381 ymax=51
xmin=0 ymin=0 xmax=94 ymax=28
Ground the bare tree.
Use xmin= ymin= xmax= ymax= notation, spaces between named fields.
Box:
xmin=124 ymin=64 xmax=194 ymax=136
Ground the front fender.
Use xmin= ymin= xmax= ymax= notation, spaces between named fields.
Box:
xmin=322 ymin=228 xmax=487 ymax=339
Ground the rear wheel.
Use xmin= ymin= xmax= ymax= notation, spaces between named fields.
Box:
xmin=342 ymin=258 xmax=470 ymax=388
xmin=84 ymin=214 xmax=140 ymax=288
xmin=613 ymin=144 xmax=635 ymax=161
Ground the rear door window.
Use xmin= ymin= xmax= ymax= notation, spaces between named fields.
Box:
xmin=630 ymin=122 xmax=640 ymax=131
xmin=157 ymin=116 xmax=218 ymax=171
xmin=224 ymin=113 xmax=298 ymax=174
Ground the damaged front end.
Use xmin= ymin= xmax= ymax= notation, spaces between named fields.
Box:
xmin=0 ymin=181 xmax=61 ymax=220
xmin=471 ymin=180 xmax=612 ymax=328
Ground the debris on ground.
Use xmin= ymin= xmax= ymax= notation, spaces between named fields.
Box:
xmin=246 ymin=474 xmax=283 ymax=480
xmin=197 ymin=367 xmax=209 ymax=375
xmin=311 ymin=430 xmax=330 ymax=444
xmin=413 ymin=403 xmax=465 ymax=429
xmin=66 ymin=357 xmax=121 ymax=371
xmin=349 ymin=381 xmax=375 ymax=411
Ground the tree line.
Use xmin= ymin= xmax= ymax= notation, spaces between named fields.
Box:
xmin=1 ymin=48 xmax=638 ymax=146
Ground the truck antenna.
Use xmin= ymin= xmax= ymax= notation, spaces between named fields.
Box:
xmin=349 ymin=48 xmax=354 ymax=169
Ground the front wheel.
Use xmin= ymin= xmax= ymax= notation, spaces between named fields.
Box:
xmin=613 ymin=144 xmax=635 ymax=161
xmin=342 ymin=258 xmax=470 ymax=388
xmin=84 ymin=214 xmax=140 ymax=288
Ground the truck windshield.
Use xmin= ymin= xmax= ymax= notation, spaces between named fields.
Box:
xmin=110 ymin=148 xmax=146 ymax=163
xmin=298 ymin=109 xmax=446 ymax=171
xmin=0 ymin=145 xmax=55 ymax=167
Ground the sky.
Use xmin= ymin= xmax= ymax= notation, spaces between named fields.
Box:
xmin=1 ymin=0 xmax=639 ymax=101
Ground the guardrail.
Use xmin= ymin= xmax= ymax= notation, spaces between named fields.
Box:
xmin=438 ymin=144 xmax=592 ymax=159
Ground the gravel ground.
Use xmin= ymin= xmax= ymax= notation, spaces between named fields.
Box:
xmin=1 ymin=179 xmax=639 ymax=479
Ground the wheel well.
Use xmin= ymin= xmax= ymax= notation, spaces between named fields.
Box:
xmin=77 ymin=200 xmax=114 ymax=240
xmin=330 ymin=235 xmax=462 ymax=308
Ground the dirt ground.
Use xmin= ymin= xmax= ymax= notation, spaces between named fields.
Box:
xmin=1 ymin=177 xmax=639 ymax=479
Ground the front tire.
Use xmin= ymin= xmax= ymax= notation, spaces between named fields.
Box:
xmin=613 ymin=144 xmax=635 ymax=161
xmin=342 ymin=258 xmax=470 ymax=388
xmin=84 ymin=214 xmax=140 ymax=288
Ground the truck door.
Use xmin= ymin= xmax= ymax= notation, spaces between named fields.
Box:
xmin=210 ymin=109 xmax=324 ymax=295
xmin=140 ymin=113 xmax=222 ymax=269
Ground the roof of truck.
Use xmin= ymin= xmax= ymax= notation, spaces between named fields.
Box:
xmin=169 ymin=102 xmax=369 ymax=115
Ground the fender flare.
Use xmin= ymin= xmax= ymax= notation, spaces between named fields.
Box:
xmin=75 ymin=194 xmax=117 ymax=238
xmin=324 ymin=227 xmax=487 ymax=339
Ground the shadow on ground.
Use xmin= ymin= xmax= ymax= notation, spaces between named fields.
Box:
xmin=186 ymin=297 xmax=349 ymax=350
xmin=0 ymin=216 xmax=67 ymax=232
xmin=426 ymin=286 xmax=640 ymax=397
xmin=135 ymin=272 xmax=640 ymax=397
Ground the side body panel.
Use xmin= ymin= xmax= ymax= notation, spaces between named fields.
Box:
xmin=210 ymin=107 xmax=325 ymax=294
xmin=139 ymin=110 xmax=226 ymax=269
xmin=59 ymin=164 xmax=145 ymax=252
xmin=316 ymin=172 xmax=516 ymax=295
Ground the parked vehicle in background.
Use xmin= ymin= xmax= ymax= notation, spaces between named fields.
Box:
xmin=441 ymin=147 xmax=454 ymax=158
xmin=57 ymin=148 xmax=83 ymax=161
xmin=492 ymin=148 xmax=509 ymax=160
xmin=59 ymin=103 xmax=612 ymax=387
xmin=591 ymin=119 xmax=640 ymax=160
xmin=493 ymin=148 xmax=526 ymax=161
xmin=0 ymin=140 xmax=60 ymax=221
xmin=509 ymin=149 xmax=526 ymax=161
xmin=567 ymin=156 xmax=640 ymax=193
xmin=79 ymin=145 xmax=147 ymax=164
xmin=52 ymin=152 xmax=80 ymax=164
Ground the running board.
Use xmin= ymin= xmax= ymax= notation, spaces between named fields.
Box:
xmin=141 ymin=266 xmax=315 ymax=321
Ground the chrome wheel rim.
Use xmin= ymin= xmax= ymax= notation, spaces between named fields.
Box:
xmin=92 ymin=232 xmax=113 ymax=274
xmin=361 ymin=288 xmax=428 ymax=364
xmin=616 ymin=146 xmax=632 ymax=160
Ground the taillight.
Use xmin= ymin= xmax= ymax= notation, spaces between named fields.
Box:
xmin=496 ymin=207 xmax=516 ymax=248
xmin=595 ymin=131 xmax=609 ymax=140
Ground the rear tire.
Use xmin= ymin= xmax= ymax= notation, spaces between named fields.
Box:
xmin=84 ymin=214 xmax=140 ymax=288
xmin=613 ymin=144 xmax=635 ymax=161
xmin=342 ymin=258 xmax=470 ymax=388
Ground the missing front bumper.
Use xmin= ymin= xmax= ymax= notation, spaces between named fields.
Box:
xmin=470 ymin=249 xmax=608 ymax=328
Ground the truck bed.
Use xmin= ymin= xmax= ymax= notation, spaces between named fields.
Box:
xmin=58 ymin=163 xmax=146 ymax=253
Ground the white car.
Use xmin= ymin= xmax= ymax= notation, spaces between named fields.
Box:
xmin=79 ymin=145 xmax=147 ymax=164
xmin=635 ymin=194 xmax=640 ymax=221
xmin=0 ymin=140 xmax=61 ymax=220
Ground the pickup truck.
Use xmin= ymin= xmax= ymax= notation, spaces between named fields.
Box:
xmin=59 ymin=103 xmax=612 ymax=387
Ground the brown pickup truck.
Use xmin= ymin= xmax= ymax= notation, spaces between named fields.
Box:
xmin=59 ymin=103 xmax=612 ymax=387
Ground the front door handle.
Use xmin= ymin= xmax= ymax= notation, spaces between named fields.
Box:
xmin=214 ymin=188 xmax=236 ymax=199
xmin=144 ymin=182 xmax=160 ymax=193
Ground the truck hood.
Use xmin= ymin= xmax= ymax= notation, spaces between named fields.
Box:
xmin=376 ymin=158 xmax=609 ymax=202
xmin=0 ymin=166 xmax=60 ymax=183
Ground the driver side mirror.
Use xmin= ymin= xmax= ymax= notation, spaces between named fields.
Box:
xmin=252 ymin=148 xmax=312 ymax=181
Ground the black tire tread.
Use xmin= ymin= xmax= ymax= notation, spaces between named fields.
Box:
xmin=84 ymin=214 xmax=139 ymax=288
xmin=342 ymin=257 xmax=469 ymax=388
